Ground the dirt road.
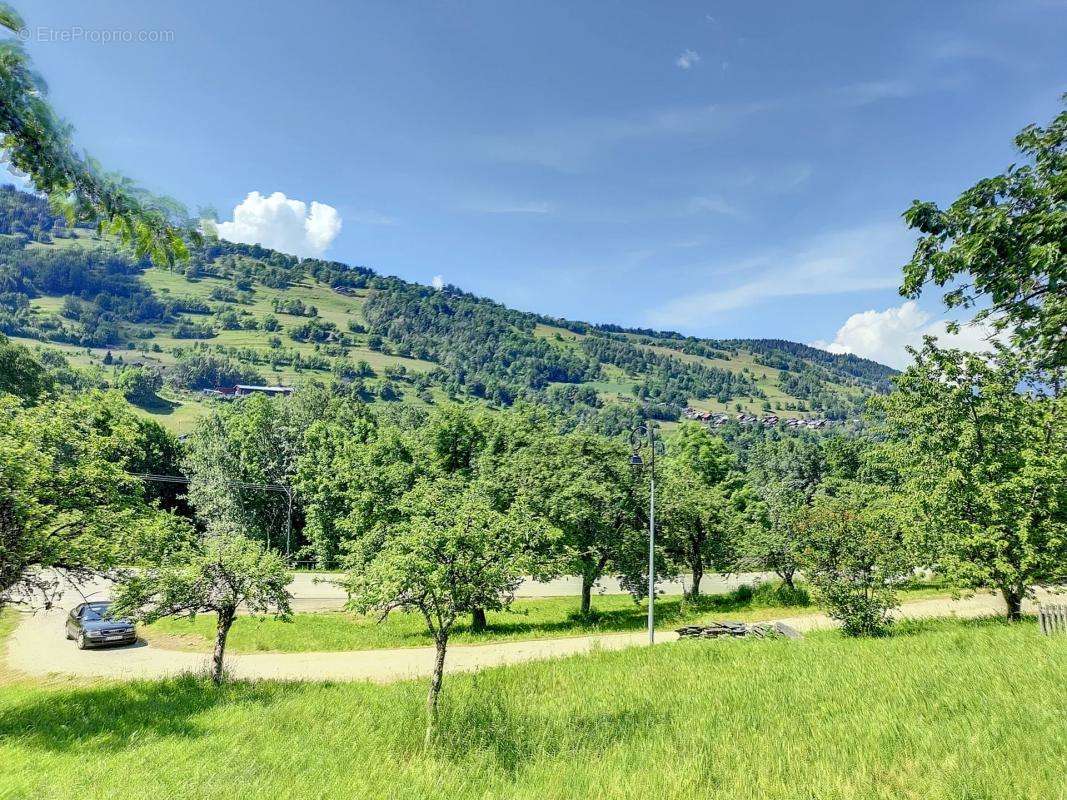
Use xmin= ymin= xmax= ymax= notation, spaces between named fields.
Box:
xmin=6 ymin=579 xmax=1043 ymax=684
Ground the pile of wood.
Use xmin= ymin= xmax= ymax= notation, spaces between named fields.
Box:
xmin=1038 ymin=604 xmax=1067 ymax=635
xmin=676 ymin=621 xmax=802 ymax=640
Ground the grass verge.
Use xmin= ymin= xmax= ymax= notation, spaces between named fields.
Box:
xmin=0 ymin=618 xmax=1063 ymax=799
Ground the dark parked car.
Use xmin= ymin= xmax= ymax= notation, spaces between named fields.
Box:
xmin=64 ymin=601 xmax=137 ymax=649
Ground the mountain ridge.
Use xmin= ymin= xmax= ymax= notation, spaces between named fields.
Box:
xmin=0 ymin=184 xmax=894 ymax=434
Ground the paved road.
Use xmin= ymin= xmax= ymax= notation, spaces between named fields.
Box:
xmin=287 ymin=571 xmax=772 ymax=611
xmin=6 ymin=576 xmax=1048 ymax=684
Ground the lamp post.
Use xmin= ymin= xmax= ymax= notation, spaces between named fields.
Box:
xmin=129 ymin=473 xmax=295 ymax=557
xmin=630 ymin=417 xmax=665 ymax=645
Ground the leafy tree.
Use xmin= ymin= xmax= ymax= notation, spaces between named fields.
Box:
xmin=738 ymin=433 xmax=844 ymax=588
xmin=296 ymin=404 xmax=415 ymax=567
xmin=117 ymin=366 xmax=163 ymax=404
xmin=901 ymin=100 xmax=1066 ymax=369
xmin=0 ymin=4 xmax=194 ymax=264
xmin=516 ymin=431 xmax=642 ymax=616
xmin=0 ymin=392 xmax=158 ymax=609
xmin=747 ymin=435 xmax=827 ymax=499
xmin=344 ymin=479 xmax=545 ymax=744
xmin=85 ymin=389 xmax=186 ymax=512
xmin=426 ymin=403 xmax=485 ymax=474
xmin=659 ymin=423 xmax=740 ymax=598
xmin=876 ymin=343 xmax=1066 ymax=619
xmin=736 ymin=484 xmax=806 ymax=589
xmin=0 ymin=333 xmax=52 ymax=402
xmin=112 ymin=525 xmax=292 ymax=684
xmin=184 ymin=389 xmax=336 ymax=551
xmin=422 ymin=403 xmax=494 ymax=627
xmin=793 ymin=486 xmax=911 ymax=636
xmin=171 ymin=351 xmax=263 ymax=390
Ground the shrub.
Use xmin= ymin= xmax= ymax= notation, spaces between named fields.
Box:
xmin=749 ymin=580 xmax=810 ymax=608
xmin=795 ymin=488 xmax=912 ymax=636
xmin=173 ymin=320 xmax=216 ymax=339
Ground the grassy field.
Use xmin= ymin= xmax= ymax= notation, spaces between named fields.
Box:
xmin=1 ymin=617 xmax=1063 ymax=799
xmin=142 ymin=584 xmax=951 ymax=654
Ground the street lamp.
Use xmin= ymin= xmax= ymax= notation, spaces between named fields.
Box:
xmin=630 ymin=416 xmax=666 ymax=645
xmin=130 ymin=473 xmax=295 ymax=557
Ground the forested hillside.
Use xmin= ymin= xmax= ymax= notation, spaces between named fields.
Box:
xmin=0 ymin=185 xmax=894 ymax=433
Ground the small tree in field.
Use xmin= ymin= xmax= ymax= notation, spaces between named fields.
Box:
xmin=112 ymin=526 xmax=292 ymax=684
xmin=512 ymin=432 xmax=642 ymax=618
xmin=344 ymin=479 xmax=547 ymax=745
xmin=737 ymin=484 xmax=806 ymax=590
xmin=659 ymin=424 xmax=739 ymax=600
xmin=794 ymin=488 xmax=912 ymax=636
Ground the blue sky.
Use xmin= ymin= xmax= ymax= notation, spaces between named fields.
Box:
xmin=8 ymin=0 xmax=1067 ymax=366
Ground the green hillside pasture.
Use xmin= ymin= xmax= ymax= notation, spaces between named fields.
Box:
xmin=0 ymin=618 xmax=1062 ymax=799
xmin=127 ymin=390 xmax=211 ymax=436
xmin=142 ymin=268 xmax=368 ymax=330
xmin=27 ymin=296 xmax=64 ymax=315
xmin=532 ymin=323 xmax=587 ymax=351
xmin=640 ymin=343 xmax=810 ymax=416
xmin=141 ymin=270 xmax=438 ymax=379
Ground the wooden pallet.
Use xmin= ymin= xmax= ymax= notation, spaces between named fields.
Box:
xmin=1038 ymin=604 xmax=1067 ymax=635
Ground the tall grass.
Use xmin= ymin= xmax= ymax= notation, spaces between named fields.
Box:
xmin=2 ymin=618 xmax=1063 ymax=799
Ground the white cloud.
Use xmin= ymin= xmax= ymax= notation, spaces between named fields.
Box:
xmin=431 ymin=275 xmax=444 ymax=290
xmin=689 ymin=194 xmax=740 ymax=217
xmin=214 ymin=191 xmax=342 ymax=258
xmin=348 ymin=209 xmax=396 ymax=226
xmin=481 ymin=100 xmax=771 ymax=170
xmin=831 ymin=79 xmax=914 ymax=107
xmin=477 ymin=201 xmax=553 ymax=215
xmin=810 ymin=301 xmax=997 ymax=369
xmin=647 ymin=221 xmax=911 ymax=326
xmin=676 ymin=49 xmax=702 ymax=69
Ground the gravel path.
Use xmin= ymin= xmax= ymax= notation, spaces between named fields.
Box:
xmin=5 ymin=578 xmax=1045 ymax=684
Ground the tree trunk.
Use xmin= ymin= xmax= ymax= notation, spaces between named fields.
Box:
xmin=212 ymin=606 xmax=236 ymax=685
xmin=471 ymin=607 xmax=487 ymax=632
xmin=779 ymin=569 xmax=796 ymax=591
xmin=689 ymin=542 xmax=703 ymax=600
xmin=425 ymin=634 xmax=448 ymax=747
xmin=580 ymin=573 xmax=593 ymax=617
xmin=1001 ymin=586 xmax=1023 ymax=622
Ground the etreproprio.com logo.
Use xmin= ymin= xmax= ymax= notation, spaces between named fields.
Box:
xmin=16 ymin=26 xmax=175 ymax=44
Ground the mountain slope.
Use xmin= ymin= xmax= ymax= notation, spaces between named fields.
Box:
xmin=0 ymin=185 xmax=894 ymax=433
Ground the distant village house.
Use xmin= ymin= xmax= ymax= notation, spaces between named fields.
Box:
xmin=203 ymin=384 xmax=294 ymax=400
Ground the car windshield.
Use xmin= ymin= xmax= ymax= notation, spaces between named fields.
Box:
xmin=82 ymin=604 xmax=113 ymax=621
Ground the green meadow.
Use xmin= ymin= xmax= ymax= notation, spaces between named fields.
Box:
xmin=1 ymin=616 xmax=1063 ymax=799
xmin=142 ymin=584 xmax=953 ymax=654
